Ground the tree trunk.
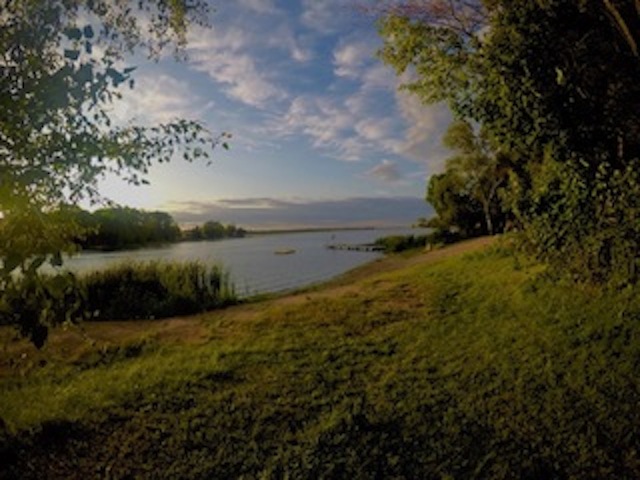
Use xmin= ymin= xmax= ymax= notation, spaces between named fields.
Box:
xmin=483 ymin=204 xmax=494 ymax=235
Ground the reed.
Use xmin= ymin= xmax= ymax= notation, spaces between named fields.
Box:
xmin=0 ymin=261 xmax=236 ymax=329
xmin=82 ymin=261 xmax=236 ymax=320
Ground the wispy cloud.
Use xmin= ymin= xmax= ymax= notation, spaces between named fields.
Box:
xmin=354 ymin=117 xmax=394 ymax=142
xmin=271 ymin=79 xmax=420 ymax=162
xmin=333 ymin=39 xmax=375 ymax=78
xmin=366 ymin=159 xmax=402 ymax=183
xmin=361 ymin=64 xmax=396 ymax=90
xmin=272 ymin=92 xmax=402 ymax=162
xmin=186 ymin=25 xmax=286 ymax=107
xmin=267 ymin=25 xmax=314 ymax=63
xmin=276 ymin=96 xmax=354 ymax=152
xmin=301 ymin=0 xmax=354 ymax=33
xmin=395 ymin=91 xmax=452 ymax=168
xmin=110 ymin=73 xmax=211 ymax=125
xmin=237 ymin=0 xmax=279 ymax=14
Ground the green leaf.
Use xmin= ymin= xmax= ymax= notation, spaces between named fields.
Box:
xmin=50 ymin=251 xmax=63 ymax=267
xmin=27 ymin=256 xmax=47 ymax=274
xmin=2 ymin=254 xmax=22 ymax=275
xmin=77 ymin=64 xmax=93 ymax=84
xmin=83 ymin=25 xmax=94 ymax=39
xmin=63 ymin=27 xmax=82 ymax=40
xmin=106 ymin=67 xmax=126 ymax=86
xmin=64 ymin=49 xmax=80 ymax=60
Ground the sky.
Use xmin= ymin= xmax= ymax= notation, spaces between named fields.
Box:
xmin=99 ymin=0 xmax=452 ymax=228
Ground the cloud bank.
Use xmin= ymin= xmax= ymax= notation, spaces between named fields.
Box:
xmin=167 ymin=196 xmax=433 ymax=229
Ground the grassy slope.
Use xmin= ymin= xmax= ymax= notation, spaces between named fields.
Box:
xmin=2 ymin=237 xmax=640 ymax=479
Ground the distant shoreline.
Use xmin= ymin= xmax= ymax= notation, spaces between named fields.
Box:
xmin=246 ymin=225 xmax=415 ymax=236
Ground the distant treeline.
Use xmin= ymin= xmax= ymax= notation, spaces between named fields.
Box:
xmin=182 ymin=221 xmax=246 ymax=242
xmin=70 ymin=207 xmax=245 ymax=251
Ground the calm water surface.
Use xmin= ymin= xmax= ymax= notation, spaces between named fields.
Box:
xmin=63 ymin=228 xmax=429 ymax=297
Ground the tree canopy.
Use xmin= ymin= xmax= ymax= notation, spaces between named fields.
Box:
xmin=76 ymin=207 xmax=181 ymax=250
xmin=0 ymin=0 xmax=227 ymax=276
xmin=183 ymin=221 xmax=246 ymax=241
xmin=0 ymin=0 xmax=228 ymax=345
xmin=427 ymin=120 xmax=509 ymax=236
xmin=378 ymin=0 xmax=640 ymax=283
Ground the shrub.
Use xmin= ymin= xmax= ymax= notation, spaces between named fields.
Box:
xmin=425 ymin=229 xmax=461 ymax=246
xmin=0 ymin=272 xmax=85 ymax=347
xmin=374 ymin=235 xmax=428 ymax=253
xmin=517 ymin=159 xmax=640 ymax=286
xmin=375 ymin=231 xmax=462 ymax=254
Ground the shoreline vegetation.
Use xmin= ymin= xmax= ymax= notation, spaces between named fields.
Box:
xmin=3 ymin=237 xmax=640 ymax=478
xmin=69 ymin=206 xmax=420 ymax=252
xmin=69 ymin=207 xmax=247 ymax=252
xmin=247 ymin=226 xmax=378 ymax=235
xmin=0 ymin=228 xmax=427 ymax=345
xmin=0 ymin=261 xmax=237 ymax=347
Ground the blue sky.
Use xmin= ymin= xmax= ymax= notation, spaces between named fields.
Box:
xmin=100 ymin=0 xmax=451 ymax=228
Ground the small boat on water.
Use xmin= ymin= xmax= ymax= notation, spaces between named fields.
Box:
xmin=274 ymin=248 xmax=296 ymax=255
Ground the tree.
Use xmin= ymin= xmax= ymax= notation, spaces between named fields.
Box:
xmin=441 ymin=120 xmax=509 ymax=235
xmin=184 ymin=225 xmax=204 ymax=241
xmin=183 ymin=221 xmax=246 ymax=241
xmin=203 ymin=220 xmax=225 ymax=240
xmin=144 ymin=211 xmax=182 ymax=244
xmin=77 ymin=207 xmax=181 ymax=249
xmin=377 ymin=0 xmax=640 ymax=172
xmin=376 ymin=0 xmax=487 ymax=118
xmin=426 ymin=170 xmax=484 ymax=237
xmin=377 ymin=0 xmax=640 ymax=283
xmin=0 ymin=0 xmax=229 ymax=345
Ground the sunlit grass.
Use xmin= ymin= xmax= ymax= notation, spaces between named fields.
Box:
xmin=3 ymin=239 xmax=640 ymax=478
xmin=1 ymin=341 xmax=227 ymax=431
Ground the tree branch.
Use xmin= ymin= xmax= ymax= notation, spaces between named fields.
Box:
xmin=602 ymin=0 xmax=638 ymax=56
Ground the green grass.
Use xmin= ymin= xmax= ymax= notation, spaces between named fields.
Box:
xmin=2 ymin=240 xmax=640 ymax=478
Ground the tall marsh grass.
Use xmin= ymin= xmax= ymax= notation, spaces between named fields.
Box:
xmin=0 ymin=261 xmax=236 ymax=329
xmin=82 ymin=261 xmax=236 ymax=320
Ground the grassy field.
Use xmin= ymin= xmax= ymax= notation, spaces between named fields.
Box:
xmin=2 ymin=237 xmax=640 ymax=479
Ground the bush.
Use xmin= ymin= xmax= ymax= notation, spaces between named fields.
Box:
xmin=374 ymin=235 xmax=428 ymax=253
xmin=517 ymin=158 xmax=640 ymax=286
xmin=425 ymin=228 xmax=461 ymax=246
xmin=0 ymin=272 xmax=85 ymax=347
xmin=375 ymin=231 xmax=462 ymax=254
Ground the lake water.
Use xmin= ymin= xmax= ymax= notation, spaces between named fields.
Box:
xmin=61 ymin=228 xmax=429 ymax=297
